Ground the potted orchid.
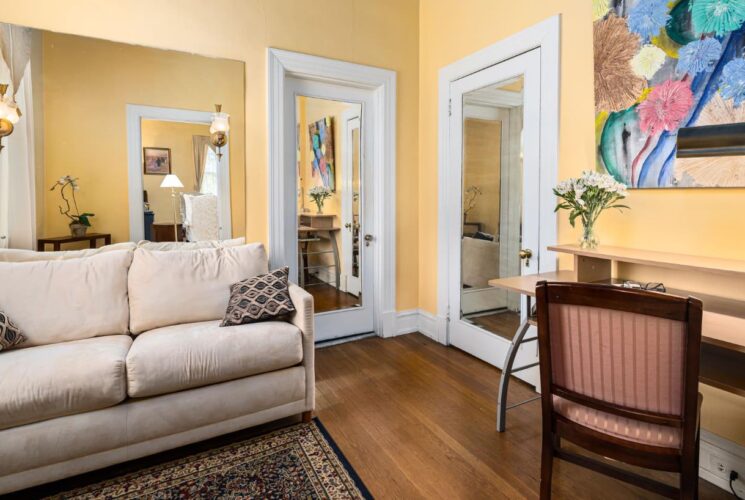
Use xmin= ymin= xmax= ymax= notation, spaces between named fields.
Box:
xmin=553 ymin=171 xmax=628 ymax=249
xmin=50 ymin=175 xmax=95 ymax=237
xmin=309 ymin=186 xmax=332 ymax=214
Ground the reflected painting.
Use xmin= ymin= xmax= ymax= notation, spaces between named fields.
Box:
xmin=594 ymin=0 xmax=745 ymax=188
xmin=309 ymin=117 xmax=336 ymax=191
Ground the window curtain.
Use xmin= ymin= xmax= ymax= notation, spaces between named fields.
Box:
xmin=192 ymin=135 xmax=213 ymax=192
xmin=0 ymin=24 xmax=35 ymax=250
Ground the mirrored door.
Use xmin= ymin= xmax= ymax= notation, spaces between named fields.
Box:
xmin=460 ymin=76 xmax=524 ymax=336
xmin=286 ymin=78 xmax=375 ymax=341
xmin=447 ymin=49 xmax=541 ymax=385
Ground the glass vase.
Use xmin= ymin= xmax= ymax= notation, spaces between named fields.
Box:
xmin=580 ymin=223 xmax=598 ymax=249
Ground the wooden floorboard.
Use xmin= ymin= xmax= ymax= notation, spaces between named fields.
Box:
xmin=467 ymin=311 xmax=521 ymax=341
xmin=315 ymin=333 xmax=730 ymax=499
xmin=306 ymin=281 xmax=361 ymax=313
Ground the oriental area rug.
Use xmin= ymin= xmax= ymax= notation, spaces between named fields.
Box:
xmin=46 ymin=419 xmax=371 ymax=499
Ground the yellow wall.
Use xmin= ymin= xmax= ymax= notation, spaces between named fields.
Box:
xmin=40 ymin=30 xmax=245 ymax=243
xmin=463 ymin=117 xmax=501 ymax=236
xmin=3 ymin=0 xmax=420 ymax=310
xmin=141 ymin=120 xmax=211 ymax=225
xmin=419 ymin=0 xmax=745 ymax=445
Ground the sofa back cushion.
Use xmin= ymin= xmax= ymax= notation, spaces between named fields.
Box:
xmin=128 ymin=244 xmax=269 ymax=334
xmin=0 ymin=242 xmax=136 ymax=262
xmin=0 ymin=250 xmax=133 ymax=346
xmin=136 ymin=237 xmax=245 ymax=251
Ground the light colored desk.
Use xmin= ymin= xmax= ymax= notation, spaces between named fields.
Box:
xmin=548 ymin=244 xmax=745 ymax=399
xmin=489 ymin=246 xmax=745 ymax=433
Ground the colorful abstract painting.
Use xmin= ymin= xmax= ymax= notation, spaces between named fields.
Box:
xmin=594 ymin=0 xmax=745 ymax=188
xmin=309 ymin=117 xmax=335 ymax=191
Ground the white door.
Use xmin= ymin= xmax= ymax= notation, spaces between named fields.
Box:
xmin=341 ymin=111 xmax=361 ymax=297
xmin=447 ymin=49 xmax=542 ymax=386
xmin=285 ymin=77 xmax=375 ymax=341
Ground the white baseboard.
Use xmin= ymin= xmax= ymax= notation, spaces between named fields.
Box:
xmin=395 ymin=309 xmax=446 ymax=344
xmin=699 ymin=429 xmax=745 ymax=496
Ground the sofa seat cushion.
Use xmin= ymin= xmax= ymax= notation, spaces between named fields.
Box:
xmin=126 ymin=320 xmax=303 ymax=398
xmin=0 ymin=335 xmax=132 ymax=430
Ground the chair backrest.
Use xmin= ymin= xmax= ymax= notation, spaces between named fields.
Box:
xmin=536 ymin=282 xmax=702 ymax=428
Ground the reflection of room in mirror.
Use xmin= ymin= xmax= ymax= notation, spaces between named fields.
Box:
xmin=0 ymin=22 xmax=245 ymax=250
xmin=295 ymin=95 xmax=363 ymax=313
xmin=141 ymin=119 xmax=222 ymax=242
xmin=460 ymin=76 xmax=524 ymax=339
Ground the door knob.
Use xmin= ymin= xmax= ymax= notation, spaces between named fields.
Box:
xmin=364 ymin=234 xmax=374 ymax=246
xmin=519 ymin=248 xmax=533 ymax=267
xmin=344 ymin=222 xmax=352 ymax=229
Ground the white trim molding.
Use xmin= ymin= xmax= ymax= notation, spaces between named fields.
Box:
xmin=125 ymin=104 xmax=232 ymax=242
xmin=436 ymin=15 xmax=561 ymax=345
xmin=395 ymin=309 xmax=440 ymax=342
xmin=267 ymin=48 xmax=397 ymax=338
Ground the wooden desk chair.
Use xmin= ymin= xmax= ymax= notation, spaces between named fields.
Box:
xmin=535 ymin=282 xmax=703 ymax=499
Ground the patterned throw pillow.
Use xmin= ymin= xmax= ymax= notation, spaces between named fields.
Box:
xmin=0 ymin=311 xmax=25 ymax=351
xmin=221 ymin=267 xmax=296 ymax=327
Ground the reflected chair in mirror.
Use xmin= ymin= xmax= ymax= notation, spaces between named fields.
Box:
xmin=535 ymin=282 xmax=703 ymax=500
xmin=182 ymin=193 xmax=219 ymax=241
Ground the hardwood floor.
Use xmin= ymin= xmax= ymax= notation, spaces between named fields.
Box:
xmin=315 ymin=333 xmax=729 ymax=499
xmin=306 ymin=281 xmax=361 ymax=313
xmin=466 ymin=310 xmax=521 ymax=340
xmin=15 ymin=333 xmax=730 ymax=499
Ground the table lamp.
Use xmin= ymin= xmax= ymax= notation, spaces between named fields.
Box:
xmin=160 ymin=174 xmax=183 ymax=241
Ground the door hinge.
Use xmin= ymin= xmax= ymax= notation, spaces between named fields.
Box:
xmin=448 ymin=99 xmax=452 ymax=117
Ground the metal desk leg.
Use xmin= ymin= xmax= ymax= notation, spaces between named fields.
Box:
xmin=496 ymin=319 xmax=532 ymax=432
xmin=496 ymin=296 xmax=540 ymax=432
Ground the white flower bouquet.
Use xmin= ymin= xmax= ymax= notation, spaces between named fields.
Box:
xmin=553 ymin=171 xmax=628 ymax=248
xmin=309 ymin=186 xmax=333 ymax=214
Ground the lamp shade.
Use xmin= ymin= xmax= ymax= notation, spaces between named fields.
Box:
xmin=160 ymin=174 xmax=183 ymax=188
xmin=210 ymin=112 xmax=230 ymax=134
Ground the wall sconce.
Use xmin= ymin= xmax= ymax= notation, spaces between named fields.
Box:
xmin=209 ymin=104 xmax=230 ymax=161
xmin=0 ymin=84 xmax=21 ymax=153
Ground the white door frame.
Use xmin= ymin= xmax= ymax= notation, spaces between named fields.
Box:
xmin=436 ymin=15 xmax=561 ymax=344
xmin=267 ymin=48 xmax=397 ymax=338
xmin=341 ymin=109 xmax=362 ymax=296
xmin=125 ymin=104 xmax=232 ymax=242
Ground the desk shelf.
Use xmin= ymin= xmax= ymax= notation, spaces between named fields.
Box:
xmin=543 ymin=244 xmax=745 ymax=398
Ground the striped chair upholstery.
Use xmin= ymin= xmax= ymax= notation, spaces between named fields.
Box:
xmin=548 ymin=303 xmax=686 ymax=447
xmin=536 ymin=282 xmax=703 ymax=500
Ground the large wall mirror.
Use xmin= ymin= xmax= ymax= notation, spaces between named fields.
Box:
xmin=0 ymin=23 xmax=245 ymax=249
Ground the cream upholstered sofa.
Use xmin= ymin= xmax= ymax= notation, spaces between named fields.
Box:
xmin=0 ymin=241 xmax=314 ymax=494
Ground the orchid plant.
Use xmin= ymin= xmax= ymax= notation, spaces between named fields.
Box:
xmin=308 ymin=186 xmax=332 ymax=214
xmin=50 ymin=175 xmax=95 ymax=228
xmin=553 ymin=172 xmax=629 ymax=249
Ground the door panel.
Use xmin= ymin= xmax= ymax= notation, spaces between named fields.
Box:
xmin=447 ymin=49 xmax=541 ymax=386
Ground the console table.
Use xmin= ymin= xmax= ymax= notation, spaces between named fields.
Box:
xmin=37 ymin=233 xmax=111 ymax=252
xmin=489 ymin=245 xmax=745 ymax=431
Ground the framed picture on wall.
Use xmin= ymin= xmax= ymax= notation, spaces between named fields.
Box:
xmin=309 ymin=116 xmax=336 ymax=191
xmin=143 ymin=147 xmax=172 ymax=175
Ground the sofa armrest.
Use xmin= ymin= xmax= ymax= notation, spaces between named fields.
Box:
xmin=288 ymin=282 xmax=314 ymax=411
